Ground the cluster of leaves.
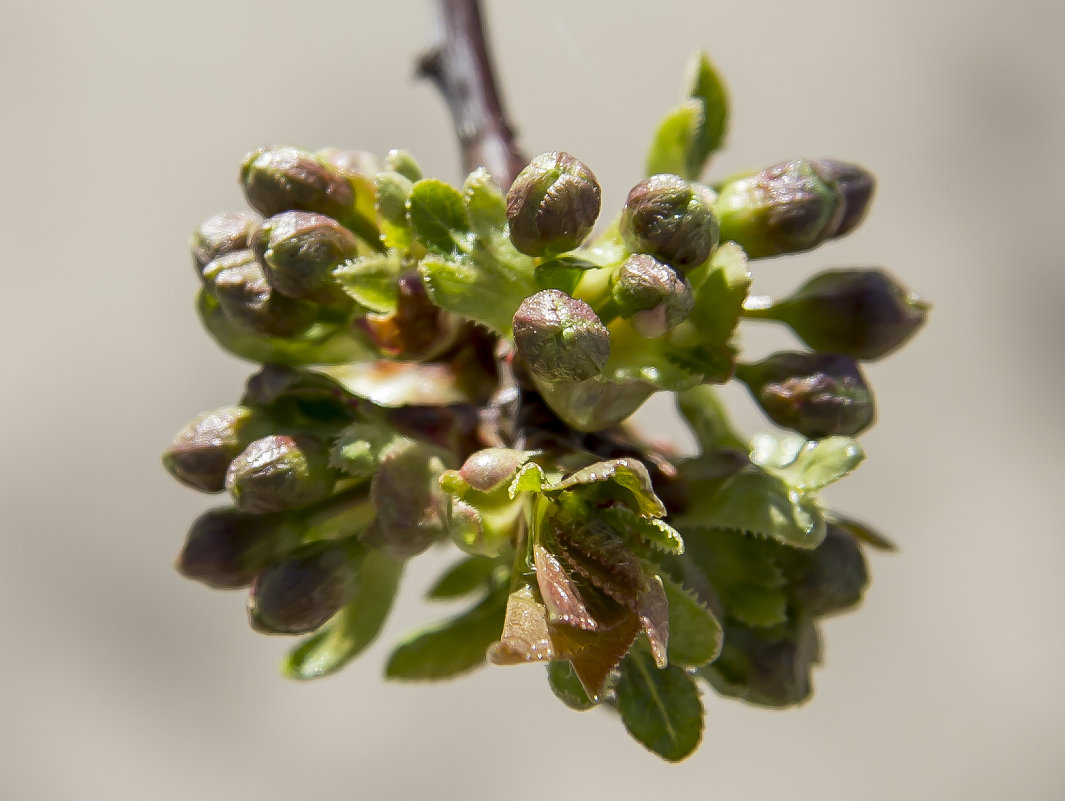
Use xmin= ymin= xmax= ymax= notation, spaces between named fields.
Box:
xmin=165 ymin=52 xmax=925 ymax=761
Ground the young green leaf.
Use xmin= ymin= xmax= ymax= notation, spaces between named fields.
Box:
xmin=419 ymin=246 xmax=538 ymax=334
xmin=283 ymin=549 xmax=403 ymax=680
xmin=547 ymin=458 xmax=667 ymax=518
xmin=662 ymin=577 xmax=722 ymax=669
xmin=599 ymin=506 xmax=685 ymax=556
xmin=685 ymin=468 xmax=827 ymax=549
xmin=385 ymin=585 xmax=508 ymax=680
xmin=426 ymin=554 xmax=504 ymax=600
xmin=756 ymin=436 xmax=865 ymax=493
xmin=463 ymin=167 xmax=508 ymax=242
xmin=407 ymin=179 xmax=472 ymax=254
xmin=333 ymin=250 xmax=402 ymax=314
xmin=616 ymin=644 xmax=704 ymax=762
xmin=645 ymin=100 xmax=703 ymax=179
xmin=547 ymin=661 xmax=597 ymax=711
xmin=684 ymin=51 xmax=729 ymax=175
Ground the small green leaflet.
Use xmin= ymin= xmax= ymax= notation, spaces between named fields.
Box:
xmin=407 ymin=179 xmax=473 ymax=255
xmin=334 ymin=250 xmax=401 ymax=314
xmin=661 ymin=576 xmax=722 ymax=668
xmin=547 ymin=661 xmax=597 ymax=711
xmin=385 ymin=585 xmax=508 ymax=680
xmin=426 ymin=554 xmax=504 ymax=601
xmin=644 ymin=51 xmax=729 ymax=180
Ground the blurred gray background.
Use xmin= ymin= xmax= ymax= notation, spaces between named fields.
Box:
xmin=2 ymin=0 xmax=1062 ymax=797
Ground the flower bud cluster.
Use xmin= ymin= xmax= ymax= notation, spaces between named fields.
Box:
xmin=166 ymin=51 xmax=926 ymax=761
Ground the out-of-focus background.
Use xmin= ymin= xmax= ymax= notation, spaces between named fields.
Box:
xmin=2 ymin=0 xmax=1062 ymax=797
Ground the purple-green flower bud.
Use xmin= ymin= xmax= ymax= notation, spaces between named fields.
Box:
xmin=736 ymin=352 xmax=875 ymax=438
xmin=206 ymin=250 xmax=319 ymax=338
xmin=176 ymin=507 xmax=290 ymax=590
xmin=240 ymin=146 xmax=356 ymax=223
xmin=162 ymin=405 xmax=268 ymax=493
xmin=810 ymin=159 xmax=875 ymax=237
xmin=620 ymin=174 xmax=719 ymax=272
xmin=512 ymin=289 xmax=610 ymax=382
xmin=764 ymin=268 xmax=928 ymax=360
xmin=250 ymin=211 xmax=359 ymax=305
xmin=714 ymin=159 xmax=844 ymax=258
xmin=780 ymin=524 xmax=868 ymax=617
xmin=225 ymin=435 xmax=335 ymax=514
xmin=191 ymin=212 xmax=260 ymax=273
xmin=506 ymin=151 xmax=601 ymax=257
xmin=611 ymin=254 xmax=694 ymax=337
xmin=248 ymin=541 xmax=358 ymax=634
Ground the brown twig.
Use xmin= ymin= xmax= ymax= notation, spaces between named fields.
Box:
xmin=418 ymin=0 xmax=527 ymax=186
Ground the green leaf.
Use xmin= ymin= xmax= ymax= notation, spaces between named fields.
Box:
xmin=547 ymin=458 xmax=667 ymax=518
xmin=687 ymin=468 xmax=826 ymax=549
xmin=547 ymin=661 xmax=598 ymax=711
xmin=385 ymin=585 xmax=508 ymax=680
xmin=600 ymin=507 xmax=684 ymax=555
xmin=723 ymin=584 xmax=789 ymax=628
xmin=685 ymin=241 xmax=751 ymax=346
xmin=684 ymin=51 xmax=729 ymax=176
xmin=662 ymin=576 xmax=722 ymax=669
xmin=407 ymin=179 xmax=472 ymax=255
xmin=374 ymin=171 xmax=414 ymax=251
xmin=829 ymin=513 xmax=898 ymax=552
xmin=682 ymin=526 xmax=786 ymax=590
xmin=282 ymin=548 xmax=403 ymax=680
xmin=755 ymin=435 xmax=865 ymax=493
xmin=646 ymin=100 xmax=703 ymax=179
xmin=616 ymin=644 xmax=704 ymax=762
xmin=508 ymin=461 xmax=548 ymax=497
xmin=427 ymin=555 xmax=504 ymax=600
xmin=333 ymin=250 xmax=401 ymax=314
xmin=463 ymin=168 xmax=508 ymax=243
xmin=419 ymin=245 xmax=538 ymax=334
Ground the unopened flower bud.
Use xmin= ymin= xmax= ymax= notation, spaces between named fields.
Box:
xmin=810 ymin=160 xmax=875 ymax=237
xmin=162 ymin=405 xmax=267 ymax=492
xmin=620 ymin=174 xmax=719 ymax=272
xmin=207 ymin=250 xmax=319 ymax=338
xmin=248 ymin=541 xmax=358 ymax=634
xmin=458 ymin=448 xmax=531 ymax=493
xmin=225 ymin=435 xmax=335 ymax=513
xmin=191 ymin=212 xmax=259 ymax=272
xmin=736 ymin=352 xmax=875 ymax=438
xmin=251 ymin=211 xmax=359 ymax=305
xmin=240 ymin=146 xmax=356 ymax=222
xmin=714 ymin=159 xmax=843 ymax=258
xmin=611 ymin=254 xmax=694 ymax=337
xmin=760 ymin=268 xmax=928 ymax=360
xmin=780 ymin=524 xmax=868 ymax=616
xmin=506 ymin=152 xmax=601 ymax=257
xmin=176 ymin=507 xmax=290 ymax=589
xmin=512 ymin=289 xmax=610 ymax=382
